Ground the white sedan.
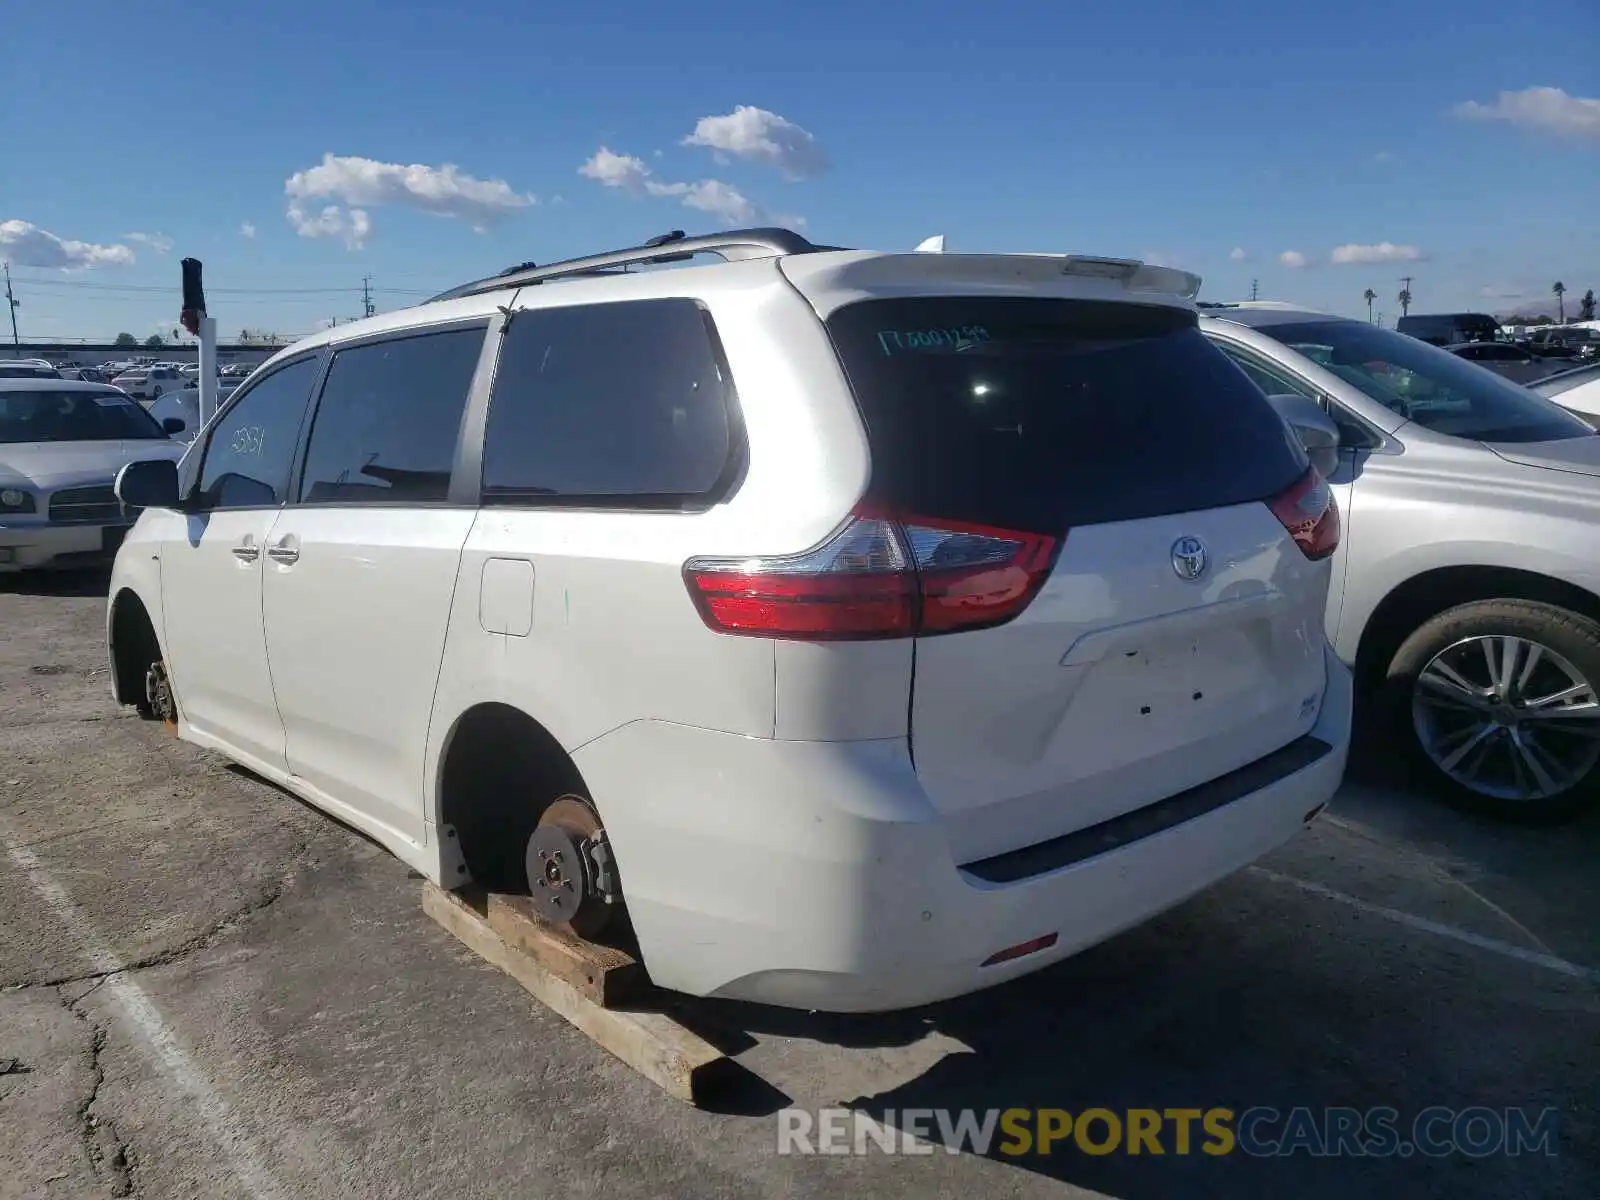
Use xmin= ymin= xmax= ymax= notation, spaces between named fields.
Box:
xmin=1533 ymin=361 xmax=1600 ymax=426
xmin=144 ymin=383 xmax=239 ymax=443
xmin=110 ymin=365 xmax=186 ymax=401
xmin=0 ymin=381 xmax=186 ymax=572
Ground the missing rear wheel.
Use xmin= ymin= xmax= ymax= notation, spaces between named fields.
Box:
xmin=524 ymin=795 xmax=620 ymax=939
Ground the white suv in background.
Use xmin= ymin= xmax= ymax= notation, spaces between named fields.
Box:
xmin=107 ymin=230 xmax=1350 ymax=1012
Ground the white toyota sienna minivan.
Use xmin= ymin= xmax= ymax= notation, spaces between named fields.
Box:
xmin=108 ymin=229 xmax=1351 ymax=1012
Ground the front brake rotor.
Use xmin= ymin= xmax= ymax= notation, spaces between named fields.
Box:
xmin=524 ymin=796 xmax=619 ymax=939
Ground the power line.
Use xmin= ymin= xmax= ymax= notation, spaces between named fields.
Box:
xmin=12 ymin=278 xmax=436 ymax=299
xmin=14 ymin=278 xmax=367 ymax=295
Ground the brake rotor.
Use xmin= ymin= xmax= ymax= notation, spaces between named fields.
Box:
xmin=145 ymin=660 xmax=178 ymax=734
xmin=524 ymin=796 xmax=618 ymax=939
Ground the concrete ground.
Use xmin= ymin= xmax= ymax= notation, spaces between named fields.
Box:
xmin=1 ymin=570 xmax=1595 ymax=1200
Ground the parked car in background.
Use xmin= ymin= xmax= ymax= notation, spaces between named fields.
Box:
xmin=1532 ymin=361 xmax=1600 ymax=426
xmin=1525 ymin=329 xmax=1584 ymax=363
xmin=0 ymin=359 xmax=62 ymax=380
xmin=105 ymin=232 xmax=1350 ymax=1013
xmin=1530 ymin=327 xmax=1600 ymax=362
xmin=144 ymin=383 xmax=240 ymax=442
xmin=1397 ymin=312 xmax=1502 ymax=346
xmin=1442 ymin=340 xmax=1557 ymax=385
xmin=111 ymin=364 xmax=184 ymax=400
xmin=1201 ymin=302 xmax=1600 ymax=823
xmin=0 ymin=381 xmax=185 ymax=571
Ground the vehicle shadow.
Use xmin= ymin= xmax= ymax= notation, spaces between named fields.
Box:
xmin=677 ymin=758 xmax=1597 ymax=1199
xmin=0 ymin=567 xmax=112 ymax=598
xmin=1335 ymin=736 xmax=1600 ymax=967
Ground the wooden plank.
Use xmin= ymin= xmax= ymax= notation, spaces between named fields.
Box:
xmin=483 ymin=893 xmax=647 ymax=1008
xmin=423 ymin=883 xmax=727 ymax=1105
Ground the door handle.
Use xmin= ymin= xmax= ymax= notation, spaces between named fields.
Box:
xmin=231 ymin=538 xmax=260 ymax=563
xmin=266 ymin=537 xmax=300 ymax=566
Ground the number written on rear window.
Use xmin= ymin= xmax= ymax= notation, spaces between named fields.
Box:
xmin=876 ymin=327 xmax=992 ymax=356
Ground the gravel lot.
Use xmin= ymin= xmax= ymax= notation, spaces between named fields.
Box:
xmin=2 ymin=570 xmax=1596 ymax=1200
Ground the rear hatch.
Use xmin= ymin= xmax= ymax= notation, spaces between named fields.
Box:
xmin=824 ymin=296 xmax=1334 ymax=865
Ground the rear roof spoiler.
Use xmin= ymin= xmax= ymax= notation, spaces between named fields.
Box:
xmin=908 ymin=235 xmax=1201 ymax=300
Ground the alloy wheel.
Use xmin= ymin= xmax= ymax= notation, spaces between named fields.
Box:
xmin=1411 ymin=634 xmax=1600 ymax=801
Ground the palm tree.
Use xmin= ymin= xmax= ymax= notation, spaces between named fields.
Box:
xmin=1364 ymin=289 xmax=1377 ymax=323
xmin=1552 ymin=281 xmax=1566 ymax=324
xmin=1398 ymin=287 xmax=1412 ymax=317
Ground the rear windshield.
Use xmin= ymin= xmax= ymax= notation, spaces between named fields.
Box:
xmin=824 ymin=297 xmax=1308 ymax=534
xmin=0 ymin=389 xmax=167 ymax=443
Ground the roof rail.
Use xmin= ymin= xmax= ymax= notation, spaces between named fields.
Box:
xmin=427 ymin=227 xmax=834 ymax=303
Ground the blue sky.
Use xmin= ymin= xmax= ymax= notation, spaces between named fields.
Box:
xmin=3 ymin=0 xmax=1596 ymax=343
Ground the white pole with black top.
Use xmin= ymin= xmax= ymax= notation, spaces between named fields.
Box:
xmin=180 ymin=258 xmax=216 ymax=427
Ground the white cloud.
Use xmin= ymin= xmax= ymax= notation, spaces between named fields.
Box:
xmin=0 ymin=219 xmax=135 ymax=269
xmin=578 ymin=147 xmax=769 ymax=226
xmin=578 ymin=146 xmax=654 ymax=192
xmin=283 ymin=153 xmax=535 ymax=238
xmin=240 ymin=221 xmax=257 ymax=239
xmin=125 ymin=231 xmax=174 ymax=254
xmin=286 ymin=203 xmax=371 ymax=250
xmin=1229 ymin=247 xmax=1248 ymax=262
xmin=681 ymin=105 xmax=828 ymax=179
xmin=1479 ymin=284 xmax=1527 ymax=300
xmin=1278 ymin=250 xmax=1309 ymax=269
xmin=1373 ymin=150 xmax=1395 ymax=163
xmin=1451 ymin=87 xmax=1600 ymax=141
xmin=657 ymin=179 xmax=759 ymax=224
xmin=1330 ymin=242 xmax=1426 ymax=265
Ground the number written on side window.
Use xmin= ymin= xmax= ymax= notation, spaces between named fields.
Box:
xmin=196 ymin=357 xmax=319 ymax=509
xmin=481 ymin=299 xmax=739 ymax=506
xmin=230 ymin=425 xmax=267 ymax=458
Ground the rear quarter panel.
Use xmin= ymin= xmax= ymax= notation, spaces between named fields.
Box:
xmin=420 ymin=263 xmax=885 ymax=833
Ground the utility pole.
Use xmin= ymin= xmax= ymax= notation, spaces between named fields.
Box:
xmin=361 ymin=275 xmax=375 ymax=319
xmin=3 ymin=263 xmax=19 ymax=352
xmin=1250 ymin=278 xmax=1259 ymax=301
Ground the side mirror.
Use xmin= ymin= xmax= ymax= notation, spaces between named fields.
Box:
xmin=161 ymin=417 xmax=186 ymax=435
xmin=115 ymin=458 xmax=181 ymax=510
xmin=1267 ymin=393 xmax=1341 ymax=479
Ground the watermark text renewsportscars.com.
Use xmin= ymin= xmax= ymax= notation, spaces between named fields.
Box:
xmin=777 ymin=1106 xmax=1561 ymax=1159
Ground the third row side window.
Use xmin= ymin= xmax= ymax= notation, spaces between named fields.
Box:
xmin=481 ymin=299 xmax=738 ymax=506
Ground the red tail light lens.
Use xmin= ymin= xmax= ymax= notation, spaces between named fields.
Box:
xmin=1270 ymin=467 xmax=1340 ymax=561
xmin=684 ymin=510 xmax=1061 ymax=640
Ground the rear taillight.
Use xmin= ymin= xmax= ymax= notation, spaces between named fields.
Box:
xmin=1270 ymin=467 xmax=1340 ymax=561
xmin=684 ymin=510 xmax=1061 ymax=640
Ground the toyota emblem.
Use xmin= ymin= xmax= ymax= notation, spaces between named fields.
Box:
xmin=1171 ymin=536 xmax=1208 ymax=581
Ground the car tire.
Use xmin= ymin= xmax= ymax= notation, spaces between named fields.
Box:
xmin=150 ymin=386 xmax=162 ymax=399
xmin=1384 ymin=599 xmax=1600 ymax=824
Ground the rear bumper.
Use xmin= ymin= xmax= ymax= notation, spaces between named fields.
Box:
xmin=0 ymin=522 xmax=129 ymax=572
xmin=574 ymin=646 xmax=1351 ymax=1013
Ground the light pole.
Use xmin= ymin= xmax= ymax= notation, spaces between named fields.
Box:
xmin=3 ymin=262 xmax=19 ymax=352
